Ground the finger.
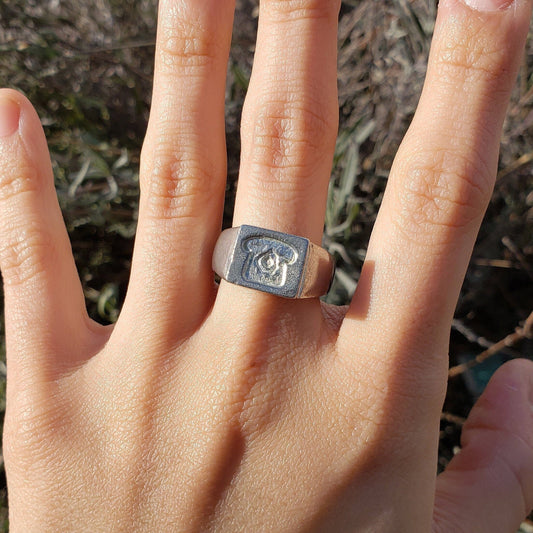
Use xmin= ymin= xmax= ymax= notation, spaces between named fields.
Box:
xmin=433 ymin=359 xmax=533 ymax=533
xmin=214 ymin=0 xmax=340 ymax=314
xmin=231 ymin=0 xmax=340 ymax=242
xmin=342 ymin=0 xmax=532 ymax=353
xmin=0 ymin=90 xmax=93 ymax=378
xmin=120 ymin=0 xmax=235 ymax=337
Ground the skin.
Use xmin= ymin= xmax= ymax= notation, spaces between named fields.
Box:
xmin=1 ymin=0 xmax=533 ymax=531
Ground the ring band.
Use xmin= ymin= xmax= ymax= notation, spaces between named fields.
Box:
xmin=212 ymin=225 xmax=335 ymax=299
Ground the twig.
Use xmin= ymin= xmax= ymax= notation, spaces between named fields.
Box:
xmin=451 ymin=319 xmax=493 ymax=349
xmin=502 ymin=236 xmax=533 ymax=281
xmin=472 ymin=258 xmax=518 ymax=269
xmin=496 ymin=151 xmax=533 ymax=181
xmin=448 ymin=311 xmax=533 ymax=378
xmin=440 ymin=412 xmax=466 ymax=426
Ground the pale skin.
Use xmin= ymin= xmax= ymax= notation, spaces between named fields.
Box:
xmin=1 ymin=0 xmax=533 ymax=530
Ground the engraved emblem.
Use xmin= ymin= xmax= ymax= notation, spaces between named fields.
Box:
xmin=241 ymin=236 xmax=298 ymax=288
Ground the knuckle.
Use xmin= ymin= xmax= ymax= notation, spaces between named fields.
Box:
xmin=392 ymin=148 xmax=492 ymax=241
xmin=263 ymin=0 xmax=339 ymax=21
xmin=435 ymin=28 xmax=506 ymax=90
xmin=247 ymin=98 xmax=337 ymax=177
xmin=0 ymin=162 xmax=40 ymax=203
xmin=0 ymin=222 xmax=54 ymax=286
xmin=157 ymin=6 xmax=221 ymax=71
xmin=145 ymin=150 xmax=217 ymax=222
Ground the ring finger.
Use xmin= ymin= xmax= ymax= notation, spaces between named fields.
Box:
xmin=234 ymin=0 xmax=340 ymax=243
xmin=216 ymin=0 xmax=340 ymax=310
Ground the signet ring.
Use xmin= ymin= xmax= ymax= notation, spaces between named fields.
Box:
xmin=212 ymin=225 xmax=335 ymax=299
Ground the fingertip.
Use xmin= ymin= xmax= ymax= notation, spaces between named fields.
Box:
xmin=461 ymin=358 xmax=533 ymax=449
xmin=485 ymin=357 xmax=533 ymax=393
xmin=483 ymin=357 xmax=533 ymax=405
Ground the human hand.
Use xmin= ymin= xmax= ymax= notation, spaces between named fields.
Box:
xmin=1 ymin=0 xmax=533 ymax=531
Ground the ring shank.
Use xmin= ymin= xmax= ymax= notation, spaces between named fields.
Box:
xmin=300 ymin=242 xmax=335 ymax=298
xmin=212 ymin=226 xmax=239 ymax=278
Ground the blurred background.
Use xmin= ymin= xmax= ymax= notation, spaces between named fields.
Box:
xmin=0 ymin=0 xmax=532 ymax=529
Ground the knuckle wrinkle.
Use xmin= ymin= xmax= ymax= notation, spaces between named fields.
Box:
xmin=147 ymin=152 xmax=217 ymax=222
xmin=158 ymin=8 xmax=220 ymax=70
xmin=0 ymin=164 xmax=40 ymax=202
xmin=249 ymin=100 xmax=337 ymax=175
xmin=0 ymin=225 xmax=54 ymax=286
xmin=393 ymin=149 xmax=493 ymax=240
xmin=264 ymin=0 xmax=339 ymax=21
xmin=435 ymin=28 xmax=506 ymax=89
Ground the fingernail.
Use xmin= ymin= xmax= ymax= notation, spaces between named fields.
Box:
xmin=0 ymin=97 xmax=20 ymax=137
xmin=461 ymin=0 xmax=514 ymax=11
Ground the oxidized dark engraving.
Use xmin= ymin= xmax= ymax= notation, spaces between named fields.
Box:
xmin=241 ymin=237 xmax=298 ymax=288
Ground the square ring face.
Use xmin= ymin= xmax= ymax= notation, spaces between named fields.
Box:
xmin=226 ymin=225 xmax=309 ymax=298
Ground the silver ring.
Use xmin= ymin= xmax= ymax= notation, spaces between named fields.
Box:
xmin=212 ymin=225 xmax=335 ymax=299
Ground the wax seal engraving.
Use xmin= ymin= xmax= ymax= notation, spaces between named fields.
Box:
xmin=242 ymin=236 xmax=298 ymax=288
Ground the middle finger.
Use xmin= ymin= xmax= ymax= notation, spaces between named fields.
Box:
xmin=119 ymin=0 xmax=235 ymax=338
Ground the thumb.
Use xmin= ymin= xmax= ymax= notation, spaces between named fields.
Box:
xmin=433 ymin=359 xmax=533 ymax=533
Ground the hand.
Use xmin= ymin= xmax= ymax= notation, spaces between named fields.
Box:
xmin=1 ymin=0 xmax=532 ymax=531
